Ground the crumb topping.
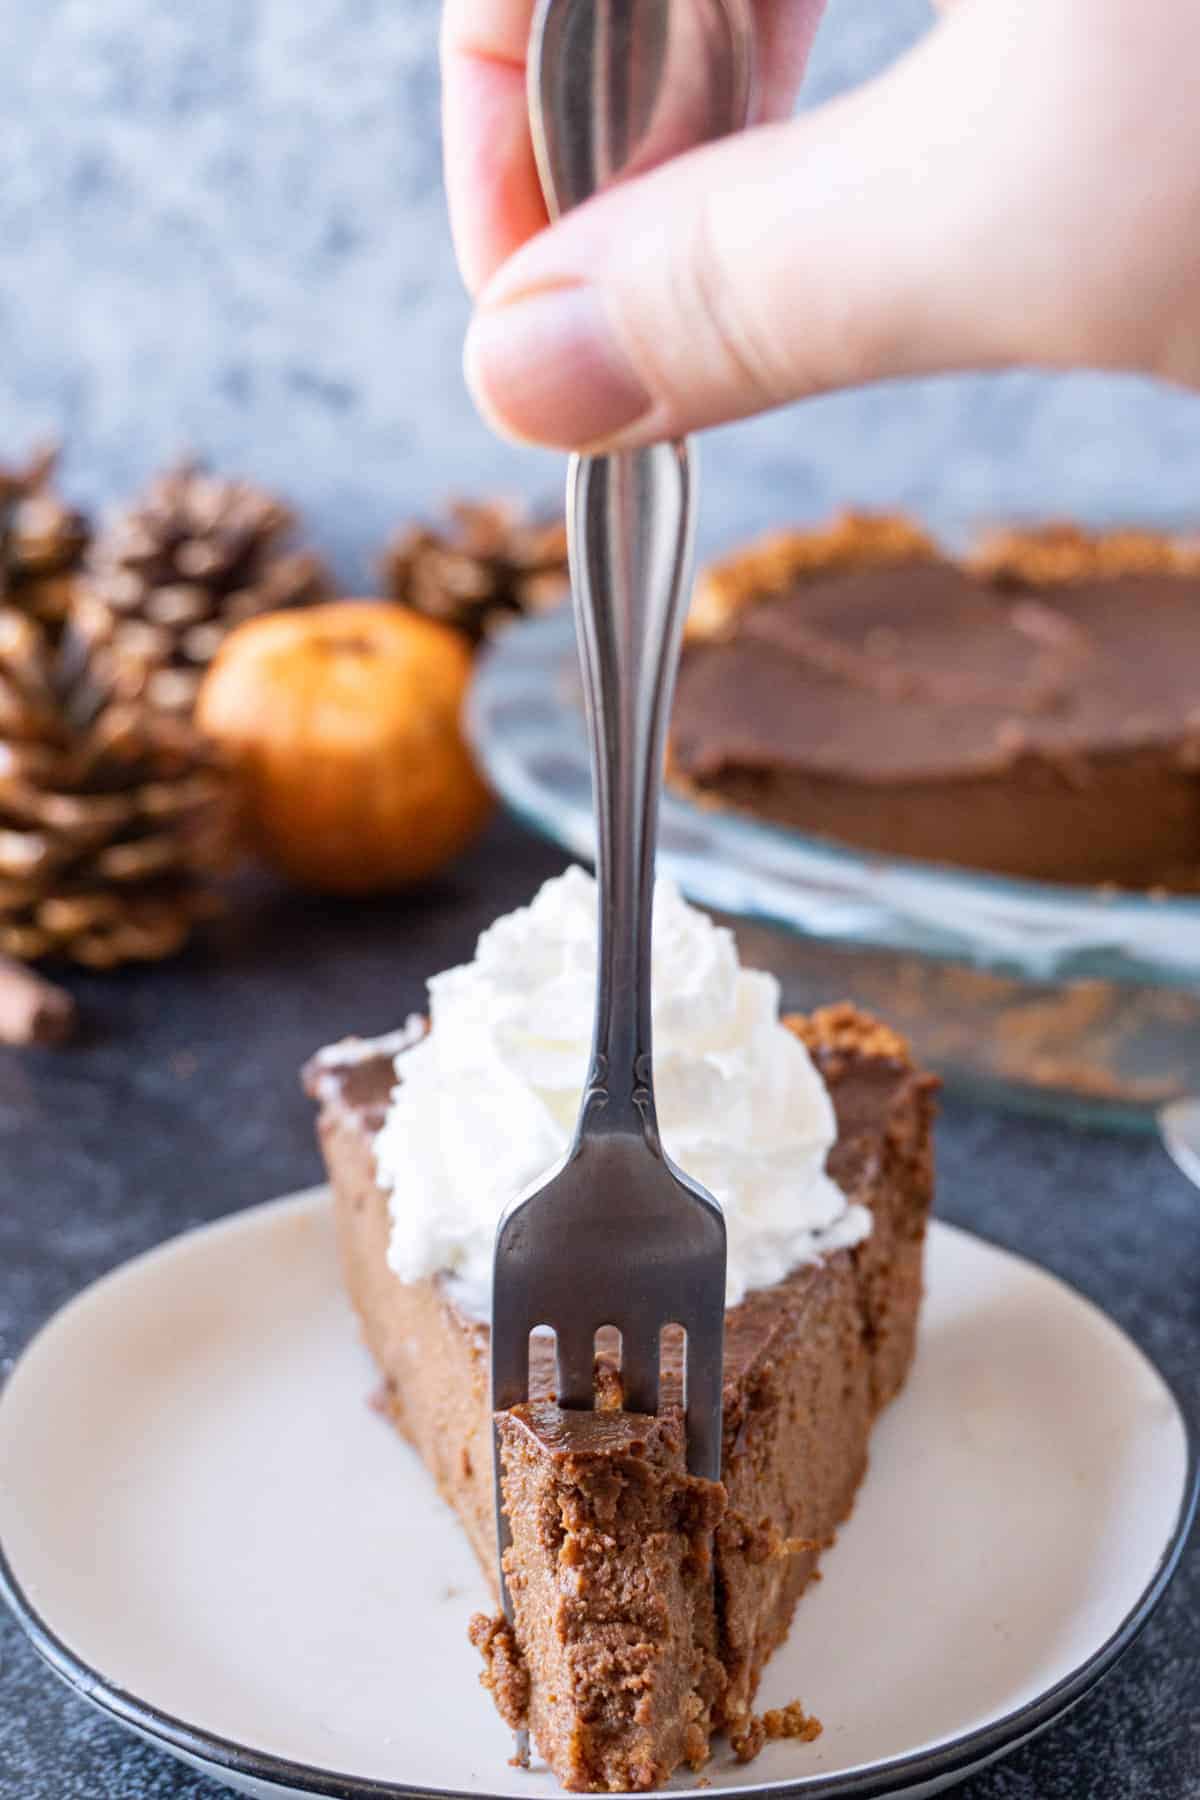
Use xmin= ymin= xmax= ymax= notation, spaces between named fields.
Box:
xmin=688 ymin=509 xmax=1200 ymax=646
xmin=687 ymin=511 xmax=937 ymax=640
xmin=969 ymin=520 xmax=1200 ymax=588
xmin=788 ymin=1002 xmax=912 ymax=1069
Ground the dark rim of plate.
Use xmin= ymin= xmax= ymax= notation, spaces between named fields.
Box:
xmin=0 ymin=1222 xmax=1196 ymax=1800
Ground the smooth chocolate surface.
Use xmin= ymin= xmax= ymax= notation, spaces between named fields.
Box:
xmin=670 ymin=526 xmax=1200 ymax=886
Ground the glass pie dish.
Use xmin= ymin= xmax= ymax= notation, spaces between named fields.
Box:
xmin=467 ymin=608 xmax=1200 ymax=1129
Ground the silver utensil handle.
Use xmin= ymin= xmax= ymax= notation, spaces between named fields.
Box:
xmin=569 ymin=442 xmax=696 ymax=1142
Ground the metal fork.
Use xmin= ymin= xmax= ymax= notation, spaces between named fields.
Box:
xmin=489 ymin=0 xmax=755 ymax=1756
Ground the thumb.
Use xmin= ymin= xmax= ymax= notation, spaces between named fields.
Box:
xmin=463 ymin=0 xmax=1189 ymax=449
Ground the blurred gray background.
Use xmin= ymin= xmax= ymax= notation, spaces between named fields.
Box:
xmin=2 ymin=0 xmax=1198 ymax=586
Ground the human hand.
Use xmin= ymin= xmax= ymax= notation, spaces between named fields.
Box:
xmin=444 ymin=0 xmax=1200 ymax=451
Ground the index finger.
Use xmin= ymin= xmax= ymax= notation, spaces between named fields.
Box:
xmin=441 ymin=0 xmax=547 ymax=296
xmin=441 ymin=1 xmax=827 ymax=297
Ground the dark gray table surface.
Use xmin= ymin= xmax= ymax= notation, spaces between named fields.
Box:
xmin=0 ymin=815 xmax=1196 ymax=1800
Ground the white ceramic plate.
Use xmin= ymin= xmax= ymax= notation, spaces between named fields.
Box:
xmin=0 ymin=1190 xmax=1194 ymax=1800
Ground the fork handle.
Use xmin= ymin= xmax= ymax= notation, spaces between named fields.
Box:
xmin=569 ymin=442 xmax=696 ymax=1144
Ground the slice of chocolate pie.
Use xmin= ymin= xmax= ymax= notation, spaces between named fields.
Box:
xmin=670 ymin=512 xmax=1200 ymax=887
xmin=305 ymin=871 xmax=936 ymax=1791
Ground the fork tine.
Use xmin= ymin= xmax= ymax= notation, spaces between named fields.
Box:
xmin=682 ymin=1304 xmax=725 ymax=1483
xmin=556 ymin=1323 xmax=597 ymax=1410
xmin=491 ymin=1305 xmax=533 ymax=1415
xmin=491 ymin=1296 xmax=535 ymax=1773
xmin=620 ymin=1325 xmax=660 ymax=1416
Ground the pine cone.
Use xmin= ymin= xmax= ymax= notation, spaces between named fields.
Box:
xmin=0 ymin=472 xmax=232 ymax=968
xmin=382 ymin=499 xmax=569 ymax=645
xmin=82 ymin=460 xmax=332 ymax=718
xmin=0 ymin=445 xmax=91 ymax=630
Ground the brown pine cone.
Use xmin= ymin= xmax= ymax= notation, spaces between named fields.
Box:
xmin=0 ymin=444 xmax=91 ymax=630
xmin=81 ymin=459 xmax=332 ymax=717
xmin=382 ymin=499 xmax=569 ymax=645
xmin=0 ymin=488 xmax=233 ymax=968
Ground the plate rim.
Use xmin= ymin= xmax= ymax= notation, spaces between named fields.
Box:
xmin=1 ymin=1195 xmax=1196 ymax=1800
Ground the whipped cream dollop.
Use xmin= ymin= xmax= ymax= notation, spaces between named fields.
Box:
xmin=374 ymin=867 xmax=869 ymax=1316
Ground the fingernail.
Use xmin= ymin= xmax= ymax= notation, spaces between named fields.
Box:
xmin=465 ymin=285 xmax=655 ymax=448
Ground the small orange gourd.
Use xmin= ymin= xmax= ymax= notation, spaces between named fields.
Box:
xmin=197 ymin=601 xmax=492 ymax=893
